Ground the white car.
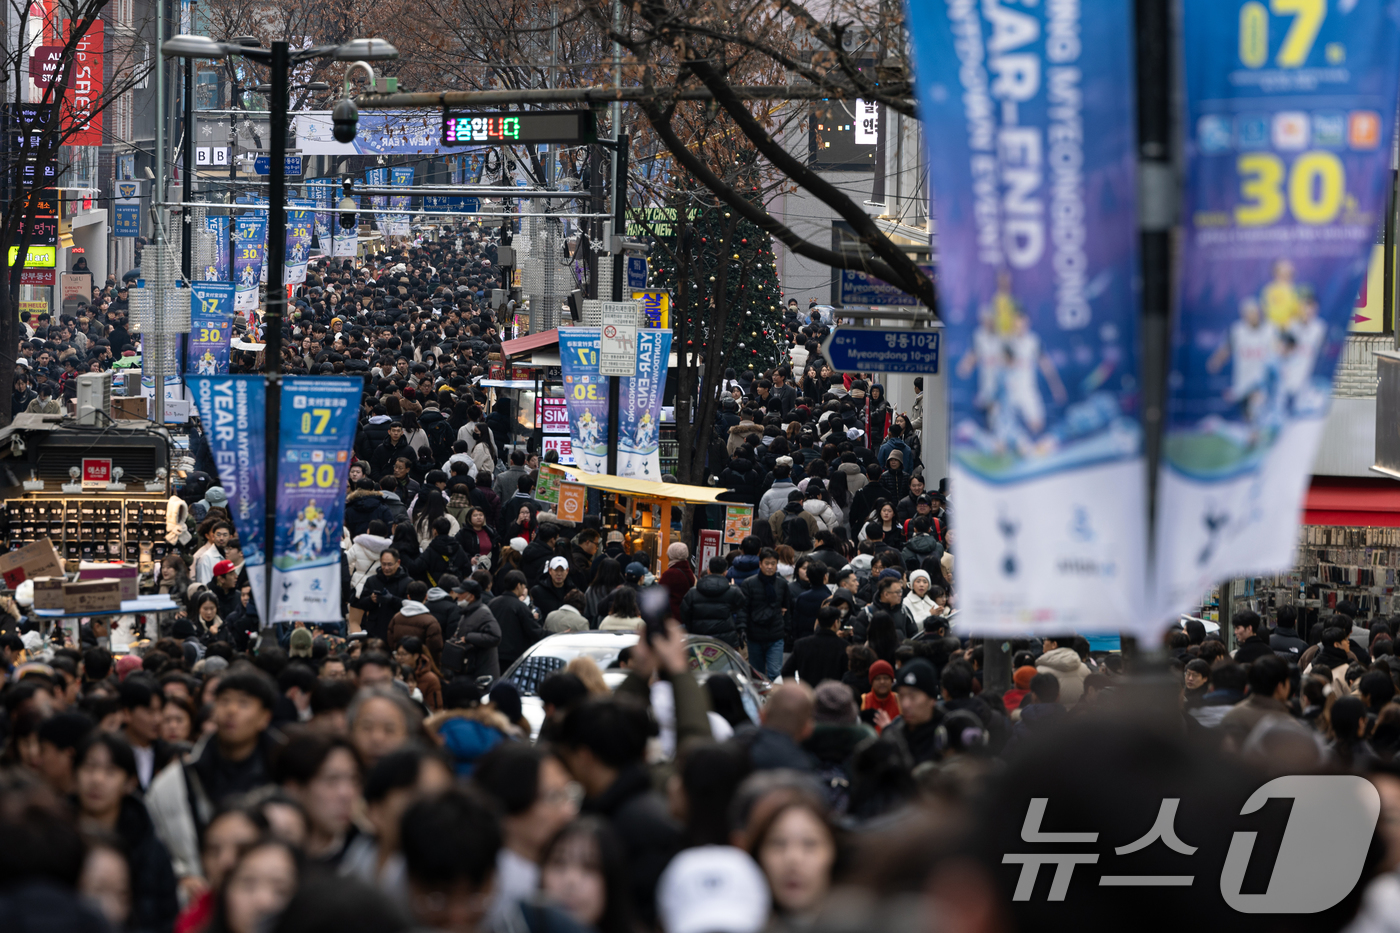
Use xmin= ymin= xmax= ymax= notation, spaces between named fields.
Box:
xmin=501 ymin=631 xmax=771 ymax=738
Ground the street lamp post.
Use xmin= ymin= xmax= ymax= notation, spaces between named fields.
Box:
xmin=162 ymin=33 xmax=397 ymax=630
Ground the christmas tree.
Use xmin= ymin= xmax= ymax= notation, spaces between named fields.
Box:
xmin=645 ymin=192 xmax=786 ymax=373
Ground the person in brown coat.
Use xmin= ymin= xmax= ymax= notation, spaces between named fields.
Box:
xmin=387 ymin=579 xmax=444 ymax=658
xmin=396 ymin=636 xmax=443 ymax=711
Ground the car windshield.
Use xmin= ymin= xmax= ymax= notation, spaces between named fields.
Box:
xmin=511 ymin=642 xmax=634 ymax=696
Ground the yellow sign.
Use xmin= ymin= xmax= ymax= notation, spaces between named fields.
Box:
xmin=18 ymin=300 xmax=47 ymax=314
xmin=6 ymin=245 xmax=55 ymax=268
xmin=1352 ymin=243 xmax=1385 ymax=333
xmin=632 ymin=290 xmax=670 ymax=329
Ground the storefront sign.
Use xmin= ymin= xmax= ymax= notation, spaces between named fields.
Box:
xmin=81 ymin=458 xmax=110 ymax=487
xmin=557 ymin=481 xmax=587 ymax=523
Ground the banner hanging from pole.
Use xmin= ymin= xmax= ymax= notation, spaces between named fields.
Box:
xmin=558 ymin=328 xmax=610 ymax=474
xmin=906 ymin=0 xmax=1146 ymax=633
xmin=233 ymin=213 xmax=267 ymax=311
xmin=364 ymin=167 xmax=388 ymax=231
xmin=387 ymin=167 xmax=413 ymax=236
xmin=1152 ymin=0 xmax=1400 ymax=619
xmin=308 ymin=178 xmax=334 ymax=247
xmin=186 ymin=281 xmax=235 ymax=374
xmin=617 ymin=329 xmax=671 ymax=479
xmin=272 ymin=376 xmax=364 ymax=623
xmin=204 ymin=215 xmax=229 ymax=281
xmin=285 ymin=198 xmax=314 ymax=285
xmin=188 ymin=375 xmax=268 ymax=622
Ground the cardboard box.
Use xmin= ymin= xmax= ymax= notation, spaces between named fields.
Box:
xmin=31 ymin=576 xmax=66 ymax=610
xmin=62 ymin=579 xmax=122 ymax=614
xmin=0 ymin=538 xmax=65 ymax=588
xmin=77 ymin=565 xmax=139 ymax=600
xmin=112 ymin=396 xmax=147 ymax=420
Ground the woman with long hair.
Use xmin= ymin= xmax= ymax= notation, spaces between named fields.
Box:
xmin=208 ymin=838 xmax=300 ymax=933
xmin=401 ymin=410 xmax=430 ymax=457
xmin=411 ymin=488 xmax=459 ymax=549
xmin=540 ymin=818 xmax=636 ymax=933
xmin=505 ymin=503 xmax=538 ymax=544
xmin=584 ymin=558 xmax=624 ymax=626
xmin=492 ymin=547 xmax=524 ymax=596
xmin=598 ymin=587 xmax=643 ymax=632
xmin=396 ymin=635 xmax=444 ymax=711
xmin=865 ymin=611 xmax=901 ymax=664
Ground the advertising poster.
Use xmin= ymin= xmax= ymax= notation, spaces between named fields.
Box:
xmin=232 ymin=213 xmax=267 ymax=311
xmin=114 ymin=180 xmax=140 ymax=237
xmin=186 ymin=281 xmax=235 ymax=374
xmin=332 ymin=195 xmax=358 ymax=258
xmin=558 ymin=328 xmax=610 ymax=473
xmin=618 ymin=329 xmax=672 ymax=479
xmin=723 ymin=506 xmax=754 ymax=545
xmin=364 ymin=167 xmax=388 ymax=231
xmin=388 ymin=166 xmax=413 ymax=235
xmin=205 ymin=215 xmax=229 ymax=281
xmin=188 ymin=375 xmax=267 ymax=623
xmin=1154 ymin=0 xmax=1400 ymax=618
xmin=308 ymin=178 xmax=334 ymax=246
xmin=907 ymin=0 xmax=1146 ymax=632
xmin=285 ymin=198 xmax=314 ymax=284
xmin=535 ymin=469 xmax=560 ymax=506
xmin=273 ymin=376 xmax=364 ymax=623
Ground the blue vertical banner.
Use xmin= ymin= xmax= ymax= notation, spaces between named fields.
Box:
xmin=186 ymin=282 xmax=235 ymax=374
xmin=558 ymin=328 xmax=609 ymax=473
xmin=618 ymin=330 xmax=672 ymax=479
xmin=233 ymin=212 xmax=267 ymax=311
xmin=309 ymin=178 xmax=334 ymax=246
xmin=189 ymin=375 xmax=268 ymax=623
xmin=274 ymin=377 xmax=364 ymax=622
xmin=1154 ymin=0 xmax=1400 ymax=618
xmin=285 ymin=198 xmax=314 ymax=284
xmin=364 ymin=167 xmax=388 ymax=231
xmin=332 ymin=196 xmax=358 ymax=258
xmin=204 ymin=216 xmax=229 ymax=281
xmin=907 ymin=0 xmax=1146 ymax=633
xmin=387 ymin=166 xmax=413 ymax=235
xmin=114 ymin=181 xmax=140 ymax=237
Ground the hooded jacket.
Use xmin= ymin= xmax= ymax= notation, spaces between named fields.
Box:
xmin=428 ymin=706 xmax=520 ymax=777
xmin=901 ymin=533 xmax=944 ymax=571
xmin=347 ymin=533 xmax=393 ymax=597
xmin=679 ymin=573 xmax=746 ymax=647
xmin=770 ymin=500 xmax=817 ymax=550
xmin=727 ymin=553 xmax=762 ymax=584
xmin=344 ymin=488 xmax=393 ymax=538
xmin=425 ymin=587 xmax=462 ymax=636
xmin=357 ymin=566 xmax=412 ymax=642
xmin=388 ymin=599 xmax=444 ymax=655
xmin=802 ymin=497 xmax=840 ymax=532
xmin=727 ymin=420 xmax=765 ymax=456
xmin=1036 ymin=647 xmax=1092 ymax=707
xmin=719 ymin=456 xmax=762 ymax=506
xmin=420 ymin=532 xmax=469 ymax=586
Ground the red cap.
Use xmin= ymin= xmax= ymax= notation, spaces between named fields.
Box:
xmin=869 ymin=660 xmax=895 ymax=680
xmin=212 ymin=559 xmax=236 ymax=577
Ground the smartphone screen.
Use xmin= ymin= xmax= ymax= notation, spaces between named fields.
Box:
xmin=638 ymin=584 xmax=671 ymax=642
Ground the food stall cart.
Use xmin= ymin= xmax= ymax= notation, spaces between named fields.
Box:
xmin=541 ymin=463 xmax=729 ymax=568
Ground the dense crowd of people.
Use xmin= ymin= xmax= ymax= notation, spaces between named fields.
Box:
xmin=8 ymin=226 xmax=1400 ymax=933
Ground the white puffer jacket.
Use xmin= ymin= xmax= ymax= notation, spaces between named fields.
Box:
xmin=802 ymin=498 xmax=840 ymax=532
xmin=347 ymin=533 xmax=393 ymax=596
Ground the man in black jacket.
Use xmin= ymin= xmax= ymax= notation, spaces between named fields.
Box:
xmin=357 ymin=549 xmax=412 ymax=642
xmin=493 ymin=570 xmax=546 ymax=670
xmin=679 ymin=556 xmax=746 ymax=648
xmin=421 ymin=517 xmax=469 ymax=586
xmin=737 ymin=548 xmax=792 ymax=680
xmin=369 ymin=421 xmax=416 ymax=480
xmin=520 ymin=523 xmax=560 ymax=584
xmin=1232 ymin=610 xmax=1273 ymax=663
xmin=781 ymin=607 xmax=848 ymax=686
xmin=530 ymin=557 xmax=574 ymax=619
xmin=880 ymin=658 xmax=944 ymax=765
xmin=1269 ymin=604 xmax=1309 ymax=660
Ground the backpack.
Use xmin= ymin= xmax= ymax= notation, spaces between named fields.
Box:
xmin=425 ymin=418 xmax=456 ymax=463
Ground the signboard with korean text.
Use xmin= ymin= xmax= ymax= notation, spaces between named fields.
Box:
xmin=632 ymin=290 xmax=670 ymax=329
xmin=599 ymin=302 xmax=640 ymax=376
xmin=81 ymin=458 xmax=110 ymax=488
xmin=284 ymin=198 xmax=314 ymax=285
xmin=114 ymin=180 xmax=140 ymax=237
xmin=233 ymin=213 xmax=268 ymax=311
xmin=558 ymin=328 xmax=609 ymax=473
xmin=186 ymin=282 xmax=235 ymax=375
xmin=723 ymin=505 xmax=753 ymax=545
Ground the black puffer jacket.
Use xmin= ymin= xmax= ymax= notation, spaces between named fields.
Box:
xmin=718 ymin=456 xmax=763 ymax=506
xmin=679 ymin=574 xmax=746 ymax=647
xmin=736 ymin=570 xmax=792 ymax=644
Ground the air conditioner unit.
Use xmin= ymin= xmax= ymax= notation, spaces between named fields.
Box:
xmin=75 ymin=372 xmax=111 ymax=425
